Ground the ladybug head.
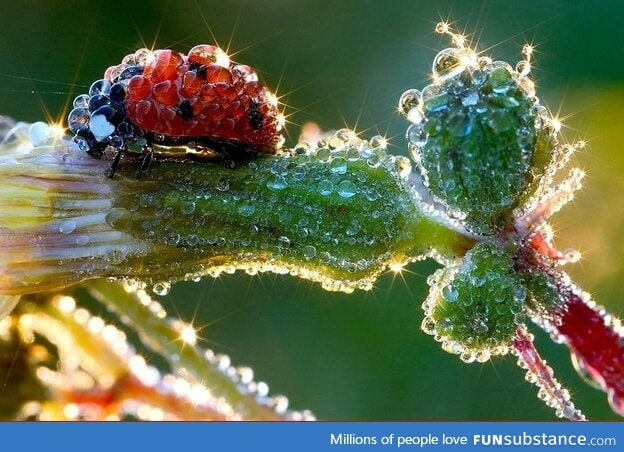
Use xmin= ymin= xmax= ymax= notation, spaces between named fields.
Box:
xmin=67 ymin=64 xmax=143 ymax=156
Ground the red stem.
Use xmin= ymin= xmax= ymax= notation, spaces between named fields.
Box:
xmin=522 ymin=232 xmax=624 ymax=417
xmin=554 ymin=284 xmax=624 ymax=416
xmin=513 ymin=326 xmax=585 ymax=421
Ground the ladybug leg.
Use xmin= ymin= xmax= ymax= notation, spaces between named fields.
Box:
xmin=106 ymin=146 xmax=126 ymax=179
xmin=221 ymin=150 xmax=237 ymax=169
xmin=136 ymin=145 xmax=154 ymax=179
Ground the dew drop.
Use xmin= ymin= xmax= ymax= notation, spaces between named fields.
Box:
xmin=513 ymin=284 xmax=528 ymax=302
xmin=295 ymin=153 xmax=310 ymax=165
xmin=365 ymin=187 xmax=380 ymax=201
xmin=459 ymin=351 xmax=476 ymax=363
xmin=302 ymin=245 xmax=316 ymax=260
xmin=366 ymin=153 xmax=380 ymax=167
xmin=58 ymin=219 xmax=77 ymax=235
xmin=166 ymin=232 xmax=181 ymax=246
xmin=330 ymin=158 xmax=347 ymax=174
xmin=460 ymin=89 xmax=479 ymax=106
xmin=318 ymin=251 xmax=331 ymax=263
xmin=345 ymin=221 xmax=361 ymax=236
xmin=335 ymin=128 xmax=355 ymax=142
xmin=106 ymin=249 xmax=126 ymax=265
xmin=475 ymin=350 xmax=491 ymax=363
xmin=471 ymin=317 xmax=489 ymax=334
xmin=105 ymin=208 xmax=129 ymax=228
xmin=315 ymin=147 xmax=331 ymax=163
xmin=406 ymin=123 xmax=427 ymax=147
xmin=89 ymin=112 xmax=115 ymax=142
xmin=75 ymin=235 xmax=90 ymax=245
xmin=423 ymin=93 xmax=451 ymax=113
xmin=432 ymin=48 xmax=464 ymax=80
xmin=369 ymin=135 xmax=387 ymax=150
xmin=109 ymin=135 xmax=124 ymax=149
xmin=73 ymin=94 xmax=90 ymax=109
xmin=216 ymin=177 xmax=230 ymax=192
xmin=327 ymin=136 xmax=344 ymax=150
xmin=318 ymin=179 xmax=334 ymax=196
xmin=470 ymin=69 xmax=487 ymax=85
xmin=180 ymin=201 xmax=196 ymax=215
xmin=442 ymin=285 xmax=458 ymax=302
xmin=153 ymin=282 xmax=171 ymax=296
xmin=74 ymin=137 xmax=90 ymax=152
xmin=516 ymin=60 xmax=530 ymax=77
xmin=67 ymin=107 xmax=91 ymax=134
xmin=421 ymin=84 xmax=440 ymax=101
xmin=238 ymin=203 xmax=256 ymax=217
xmin=28 ymin=122 xmax=51 ymax=146
xmin=267 ymin=175 xmax=288 ymax=190
xmin=398 ymin=89 xmax=422 ymax=117
xmin=292 ymin=142 xmax=310 ymax=155
xmin=438 ymin=317 xmax=454 ymax=332
xmin=293 ymin=166 xmax=307 ymax=180
xmin=406 ymin=108 xmax=424 ymax=125
xmin=346 ymin=147 xmax=361 ymax=161
xmin=186 ymin=234 xmax=199 ymax=246
xmin=337 ymin=180 xmax=357 ymax=198
xmin=421 ymin=316 xmax=436 ymax=335
xmin=518 ymin=77 xmax=536 ymax=97
xmin=608 ymin=391 xmax=624 ymax=417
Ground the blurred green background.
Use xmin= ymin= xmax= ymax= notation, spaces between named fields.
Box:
xmin=1 ymin=0 xmax=623 ymax=420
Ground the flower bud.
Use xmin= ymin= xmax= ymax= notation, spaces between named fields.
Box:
xmin=422 ymin=243 xmax=526 ymax=363
xmin=401 ymin=34 xmax=559 ymax=234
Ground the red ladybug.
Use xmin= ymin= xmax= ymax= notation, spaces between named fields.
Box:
xmin=67 ymin=45 xmax=284 ymax=177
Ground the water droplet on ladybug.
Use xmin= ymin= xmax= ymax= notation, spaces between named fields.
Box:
xmin=73 ymin=94 xmax=90 ymax=109
xmin=88 ymin=94 xmax=110 ymax=112
xmin=68 ymin=107 xmax=91 ymax=134
xmin=109 ymin=83 xmax=126 ymax=105
xmin=89 ymin=79 xmax=112 ymax=97
xmin=118 ymin=65 xmax=144 ymax=82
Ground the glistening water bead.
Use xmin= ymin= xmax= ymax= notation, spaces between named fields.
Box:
xmin=400 ymin=26 xmax=558 ymax=235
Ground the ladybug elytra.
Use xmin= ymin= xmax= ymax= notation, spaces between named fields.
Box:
xmin=68 ymin=45 xmax=285 ymax=177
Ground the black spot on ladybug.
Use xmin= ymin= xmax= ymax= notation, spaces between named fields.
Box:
xmin=177 ymin=100 xmax=194 ymax=120
xmin=189 ymin=62 xmax=207 ymax=79
xmin=248 ymin=100 xmax=264 ymax=131
xmin=109 ymin=83 xmax=126 ymax=107
xmin=92 ymin=105 xmax=117 ymax=122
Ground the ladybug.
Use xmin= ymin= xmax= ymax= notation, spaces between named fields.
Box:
xmin=67 ymin=45 xmax=285 ymax=177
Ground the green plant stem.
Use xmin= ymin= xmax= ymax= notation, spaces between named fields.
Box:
xmin=110 ymin=149 xmax=475 ymax=292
